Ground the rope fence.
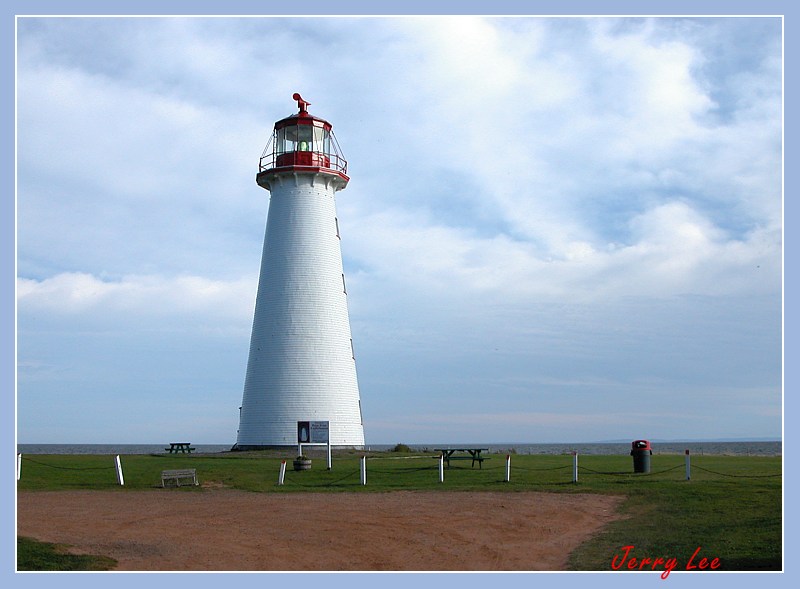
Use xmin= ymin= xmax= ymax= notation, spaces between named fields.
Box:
xmin=512 ymin=463 xmax=573 ymax=472
xmin=691 ymin=464 xmax=782 ymax=479
xmin=282 ymin=468 xmax=362 ymax=488
xmin=20 ymin=456 xmax=116 ymax=471
xmin=17 ymin=451 xmax=781 ymax=489
xmin=578 ymin=462 xmax=685 ymax=477
xmin=276 ymin=454 xmax=779 ymax=487
xmin=17 ymin=454 xmax=125 ymax=486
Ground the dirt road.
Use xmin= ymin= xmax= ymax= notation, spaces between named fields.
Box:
xmin=17 ymin=489 xmax=623 ymax=571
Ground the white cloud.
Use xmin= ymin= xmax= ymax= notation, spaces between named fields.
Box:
xmin=17 ymin=272 xmax=256 ymax=327
xmin=334 ymin=17 xmax=782 ymax=320
xmin=17 ymin=27 xmax=271 ymax=281
xmin=346 ymin=199 xmax=779 ymax=306
xmin=336 ymin=17 xmax=780 ymax=271
xmin=586 ymin=20 xmax=714 ymax=150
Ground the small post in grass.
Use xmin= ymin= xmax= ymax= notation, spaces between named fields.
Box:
xmin=16 ymin=454 xmax=21 ymax=481
xmin=360 ymin=455 xmax=367 ymax=485
xmin=439 ymin=454 xmax=444 ymax=483
xmin=572 ymin=451 xmax=578 ymax=483
xmin=505 ymin=454 xmax=511 ymax=482
xmin=114 ymin=455 xmax=125 ymax=486
xmin=685 ymin=449 xmax=691 ymax=481
xmin=327 ymin=439 xmax=332 ymax=471
xmin=278 ymin=460 xmax=286 ymax=485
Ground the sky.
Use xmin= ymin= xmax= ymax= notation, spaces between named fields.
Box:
xmin=15 ymin=14 xmax=783 ymax=445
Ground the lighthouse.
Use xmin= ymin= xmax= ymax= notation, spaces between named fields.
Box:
xmin=234 ymin=94 xmax=365 ymax=449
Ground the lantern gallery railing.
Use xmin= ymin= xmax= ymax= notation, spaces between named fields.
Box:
xmin=259 ymin=150 xmax=348 ymax=175
xmin=258 ymin=132 xmax=348 ymax=176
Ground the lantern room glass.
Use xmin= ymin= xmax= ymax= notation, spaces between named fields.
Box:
xmin=276 ymin=124 xmax=331 ymax=155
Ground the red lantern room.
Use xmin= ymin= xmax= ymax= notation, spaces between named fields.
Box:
xmin=257 ymin=93 xmax=349 ymax=187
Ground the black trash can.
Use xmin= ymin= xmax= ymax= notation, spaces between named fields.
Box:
xmin=631 ymin=440 xmax=652 ymax=473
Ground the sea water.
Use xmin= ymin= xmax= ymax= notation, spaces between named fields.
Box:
xmin=16 ymin=441 xmax=781 ymax=456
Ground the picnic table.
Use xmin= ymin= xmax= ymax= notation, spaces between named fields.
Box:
xmin=434 ymin=448 xmax=489 ymax=469
xmin=165 ymin=442 xmax=195 ymax=454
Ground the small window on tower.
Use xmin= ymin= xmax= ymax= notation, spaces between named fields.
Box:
xmin=335 ymin=217 xmax=340 ymax=239
xmin=342 ymin=274 xmax=347 ymax=294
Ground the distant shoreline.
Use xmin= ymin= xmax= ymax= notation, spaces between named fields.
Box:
xmin=16 ymin=440 xmax=782 ymax=456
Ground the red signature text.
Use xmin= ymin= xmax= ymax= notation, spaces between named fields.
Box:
xmin=611 ymin=545 xmax=720 ymax=579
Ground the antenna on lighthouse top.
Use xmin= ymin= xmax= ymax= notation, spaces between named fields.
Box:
xmin=292 ymin=92 xmax=310 ymax=114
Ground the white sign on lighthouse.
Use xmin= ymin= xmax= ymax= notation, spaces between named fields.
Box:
xmin=297 ymin=420 xmax=329 ymax=444
xmin=234 ymin=94 xmax=365 ymax=449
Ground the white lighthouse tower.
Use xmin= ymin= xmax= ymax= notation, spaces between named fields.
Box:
xmin=235 ymin=94 xmax=364 ymax=449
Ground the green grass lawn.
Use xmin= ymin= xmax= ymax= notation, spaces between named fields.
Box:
xmin=17 ymin=536 xmax=116 ymax=571
xmin=17 ymin=450 xmax=781 ymax=572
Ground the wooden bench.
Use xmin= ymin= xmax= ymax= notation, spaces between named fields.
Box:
xmin=161 ymin=468 xmax=198 ymax=487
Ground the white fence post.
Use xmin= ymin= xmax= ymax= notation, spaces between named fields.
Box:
xmin=115 ymin=455 xmax=125 ymax=486
xmin=439 ymin=454 xmax=444 ymax=483
xmin=278 ymin=460 xmax=286 ymax=485
xmin=327 ymin=440 xmax=332 ymax=471
xmin=360 ymin=455 xmax=367 ymax=486
xmin=505 ymin=454 xmax=511 ymax=482
xmin=16 ymin=454 xmax=22 ymax=481
xmin=685 ymin=449 xmax=691 ymax=481
xmin=572 ymin=451 xmax=578 ymax=483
